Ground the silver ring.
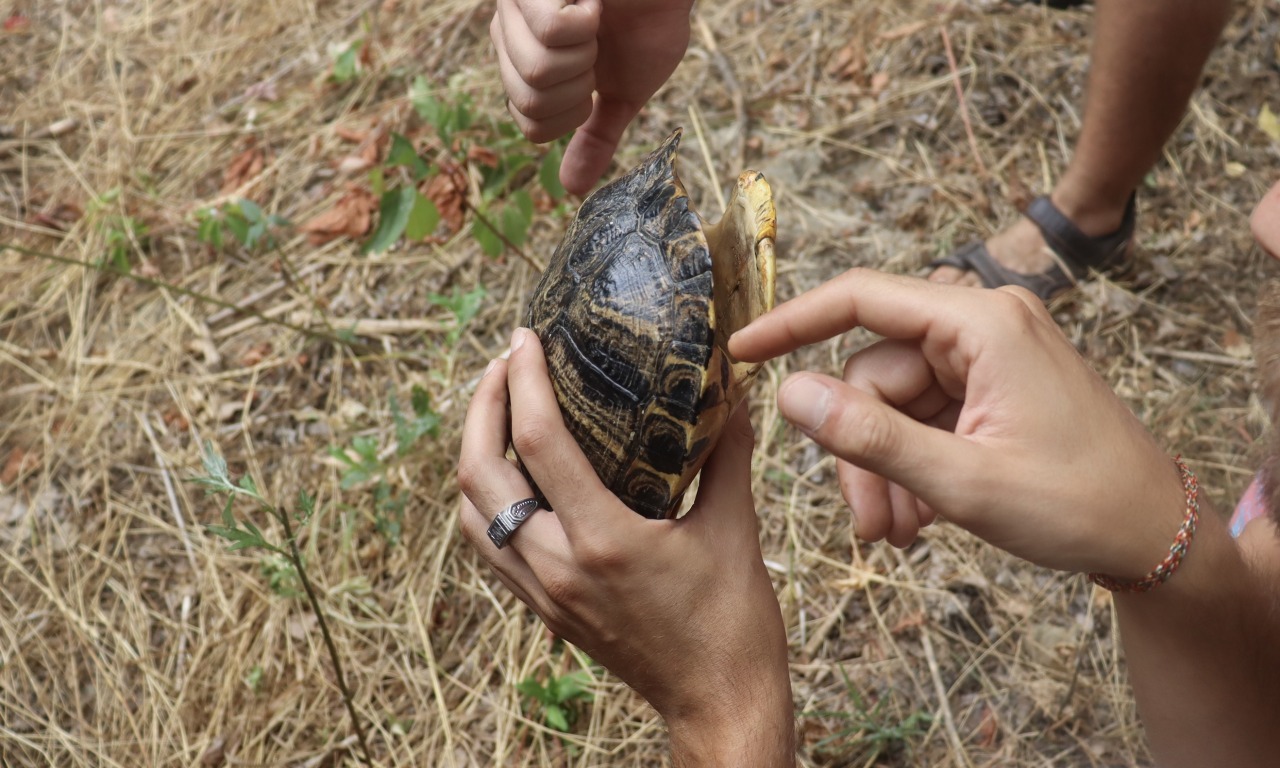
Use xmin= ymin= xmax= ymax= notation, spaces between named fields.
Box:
xmin=486 ymin=498 xmax=539 ymax=549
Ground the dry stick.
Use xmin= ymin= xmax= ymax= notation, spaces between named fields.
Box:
xmin=2 ymin=243 xmax=352 ymax=346
xmin=940 ymin=27 xmax=988 ymax=180
xmin=276 ymin=505 xmax=374 ymax=767
xmin=471 ymin=208 xmax=545 ymax=273
xmin=694 ymin=13 xmax=748 ymax=170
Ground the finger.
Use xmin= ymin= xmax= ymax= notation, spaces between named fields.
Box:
xmin=775 ymin=372 xmax=985 ymax=511
xmin=457 ymin=357 xmax=566 ymax=556
xmin=688 ymin=406 xmax=757 ymax=525
xmin=499 ymin=0 xmax=598 ymax=89
xmin=842 ymin=340 xmax=958 ymax=418
xmin=559 ymin=97 xmax=643 ymax=196
xmin=458 ymin=496 xmax=543 ymax=605
xmin=838 ymin=458 xmax=894 ymax=543
xmin=885 ymin=481 xmax=922 ymax=549
xmin=505 ymin=328 xmax=631 ymax=536
xmin=728 ymin=268 xmax=983 ymax=363
xmin=511 ymin=0 xmax=600 ymax=48
xmin=494 ymin=26 xmax=595 ymax=128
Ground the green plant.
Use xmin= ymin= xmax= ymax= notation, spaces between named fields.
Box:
xmin=193 ymin=443 xmax=373 ymax=766
xmin=802 ymin=666 xmax=932 ymax=760
xmin=427 ymin=285 xmax=486 ymax=345
xmin=88 ymin=187 xmax=149 ymax=272
xmin=357 ymin=81 xmax=567 ymax=258
xmin=516 ymin=668 xmax=595 ymax=733
xmin=245 ymin=665 xmax=265 ymax=693
xmin=329 ymin=386 xmax=440 ymax=547
xmin=196 ymin=199 xmax=291 ymax=253
xmin=330 ymin=39 xmax=363 ymax=84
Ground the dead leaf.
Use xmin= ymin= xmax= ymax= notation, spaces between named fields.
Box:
xmin=975 ymin=704 xmax=999 ymax=748
xmin=242 ymin=78 xmax=278 ymax=103
xmin=878 ymin=20 xmax=929 ymax=42
xmin=1224 ymin=329 xmax=1252 ymax=359
xmin=1183 ymin=209 xmax=1203 ymax=234
xmin=3 ymin=14 xmax=31 ymax=33
xmin=424 ymin=162 xmax=468 ymax=235
xmin=240 ymin=342 xmax=272 ymax=367
xmin=466 ymin=145 xmax=500 ymax=168
xmin=869 ymin=71 xmax=891 ymax=96
xmin=890 ymin=611 xmax=926 ymax=635
xmin=298 ymin=186 xmax=378 ymax=245
xmin=335 ymin=125 xmax=369 ymax=144
xmin=1 ymin=447 xmax=40 ymax=486
xmin=1259 ymin=104 xmax=1280 ymax=143
xmin=221 ymin=143 xmax=266 ymax=195
xmin=826 ymin=42 xmax=865 ymax=81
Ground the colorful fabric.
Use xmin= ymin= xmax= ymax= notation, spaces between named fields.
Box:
xmin=1231 ymin=473 xmax=1268 ymax=539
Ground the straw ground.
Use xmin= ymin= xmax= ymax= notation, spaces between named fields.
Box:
xmin=2 ymin=0 xmax=1277 ymax=765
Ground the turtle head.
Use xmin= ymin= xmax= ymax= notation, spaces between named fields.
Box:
xmin=705 ymin=169 xmax=777 ymax=388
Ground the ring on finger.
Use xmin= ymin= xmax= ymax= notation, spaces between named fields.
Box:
xmin=486 ymin=497 xmax=540 ymax=549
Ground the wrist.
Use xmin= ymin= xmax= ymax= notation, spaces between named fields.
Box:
xmin=664 ymin=676 xmax=796 ymax=768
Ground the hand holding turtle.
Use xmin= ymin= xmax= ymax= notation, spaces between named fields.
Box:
xmin=490 ymin=0 xmax=694 ymax=195
xmin=458 ymin=329 xmax=795 ymax=766
xmin=729 ymin=270 xmax=1188 ymax=579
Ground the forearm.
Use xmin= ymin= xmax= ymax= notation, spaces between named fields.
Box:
xmin=1114 ymin=505 xmax=1280 ymax=767
xmin=665 ymin=664 xmax=797 ymax=768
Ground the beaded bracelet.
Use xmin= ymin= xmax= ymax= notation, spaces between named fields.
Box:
xmin=1088 ymin=456 xmax=1200 ymax=594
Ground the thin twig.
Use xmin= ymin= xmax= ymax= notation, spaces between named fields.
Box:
xmin=277 ymin=506 xmax=375 ymax=767
xmin=471 ymin=208 xmax=544 ymax=272
xmin=940 ymin=27 xmax=988 ymax=180
xmin=1 ymin=242 xmax=353 ymax=346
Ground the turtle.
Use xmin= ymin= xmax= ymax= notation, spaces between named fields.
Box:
xmin=520 ymin=128 xmax=776 ymax=519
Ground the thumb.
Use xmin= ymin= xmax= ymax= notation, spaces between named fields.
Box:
xmin=688 ymin=405 xmax=757 ymax=523
xmin=560 ymin=96 xmax=642 ymax=195
xmin=777 ymin=373 xmax=981 ymax=514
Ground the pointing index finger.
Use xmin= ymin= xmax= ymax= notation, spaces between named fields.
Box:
xmin=727 ymin=269 xmax=971 ymax=362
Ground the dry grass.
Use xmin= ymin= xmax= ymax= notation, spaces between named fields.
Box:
xmin=2 ymin=0 xmax=1278 ymax=765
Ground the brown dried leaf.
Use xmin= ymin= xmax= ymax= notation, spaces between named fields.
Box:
xmin=297 ymin=186 xmax=378 ymax=245
xmin=221 ymin=144 xmax=266 ymax=195
xmin=869 ymin=71 xmax=891 ymax=96
xmin=1 ymin=447 xmax=40 ymax=486
xmin=826 ymin=42 xmax=865 ymax=81
xmin=335 ymin=125 xmax=369 ymax=144
xmin=424 ymin=163 xmax=468 ymax=235
xmin=878 ymin=20 xmax=929 ymax=41
xmin=467 ymin=145 xmax=500 ymax=168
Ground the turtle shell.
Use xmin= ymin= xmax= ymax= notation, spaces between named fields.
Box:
xmin=521 ymin=130 xmax=774 ymax=519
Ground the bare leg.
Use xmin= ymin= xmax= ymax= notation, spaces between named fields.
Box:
xmin=931 ymin=0 xmax=1235 ymax=289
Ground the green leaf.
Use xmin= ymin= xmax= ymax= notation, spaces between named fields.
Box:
xmin=197 ymin=212 xmax=223 ymax=248
xmin=500 ymin=197 xmax=532 ymax=248
xmin=223 ymin=213 xmax=250 ymax=247
xmin=410 ymin=385 xmax=432 ymax=418
xmin=404 ymin=192 xmax=439 ymax=241
xmin=221 ymin=498 xmax=236 ymax=528
xmin=363 ymin=186 xmax=417 ymax=254
xmin=339 ymin=467 xmax=371 ymax=489
xmin=236 ymin=199 xmax=264 ymax=223
xmin=332 ymin=44 xmax=359 ymax=83
xmin=297 ymin=489 xmax=315 ymax=519
xmin=539 ymin=144 xmax=566 ymax=200
xmin=387 ymin=133 xmax=431 ymax=179
xmin=516 ymin=678 xmax=548 ymax=704
xmin=410 ymin=76 xmax=442 ymax=126
xmin=544 ymin=704 xmax=570 ymax=732
xmin=470 ymin=213 xmax=503 ymax=257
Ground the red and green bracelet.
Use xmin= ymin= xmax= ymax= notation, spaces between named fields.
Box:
xmin=1089 ymin=456 xmax=1200 ymax=594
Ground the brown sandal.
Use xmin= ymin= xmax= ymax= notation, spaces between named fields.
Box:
xmin=931 ymin=193 xmax=1136 ymax=301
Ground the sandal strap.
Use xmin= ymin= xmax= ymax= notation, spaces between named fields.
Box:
xmin=931 ymin=241 xmax=1072 ymax=298
xmin=1023 ymin=193 xmax=1136 ymax=279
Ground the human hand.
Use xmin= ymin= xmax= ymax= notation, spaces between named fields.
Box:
xmin=729 ymin=270 xmax=1187 ymax=580
xmin=490 ymin=0 xmax=694 ymax=195
xmin=458 ymin=328 xmax=794 ymax=763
